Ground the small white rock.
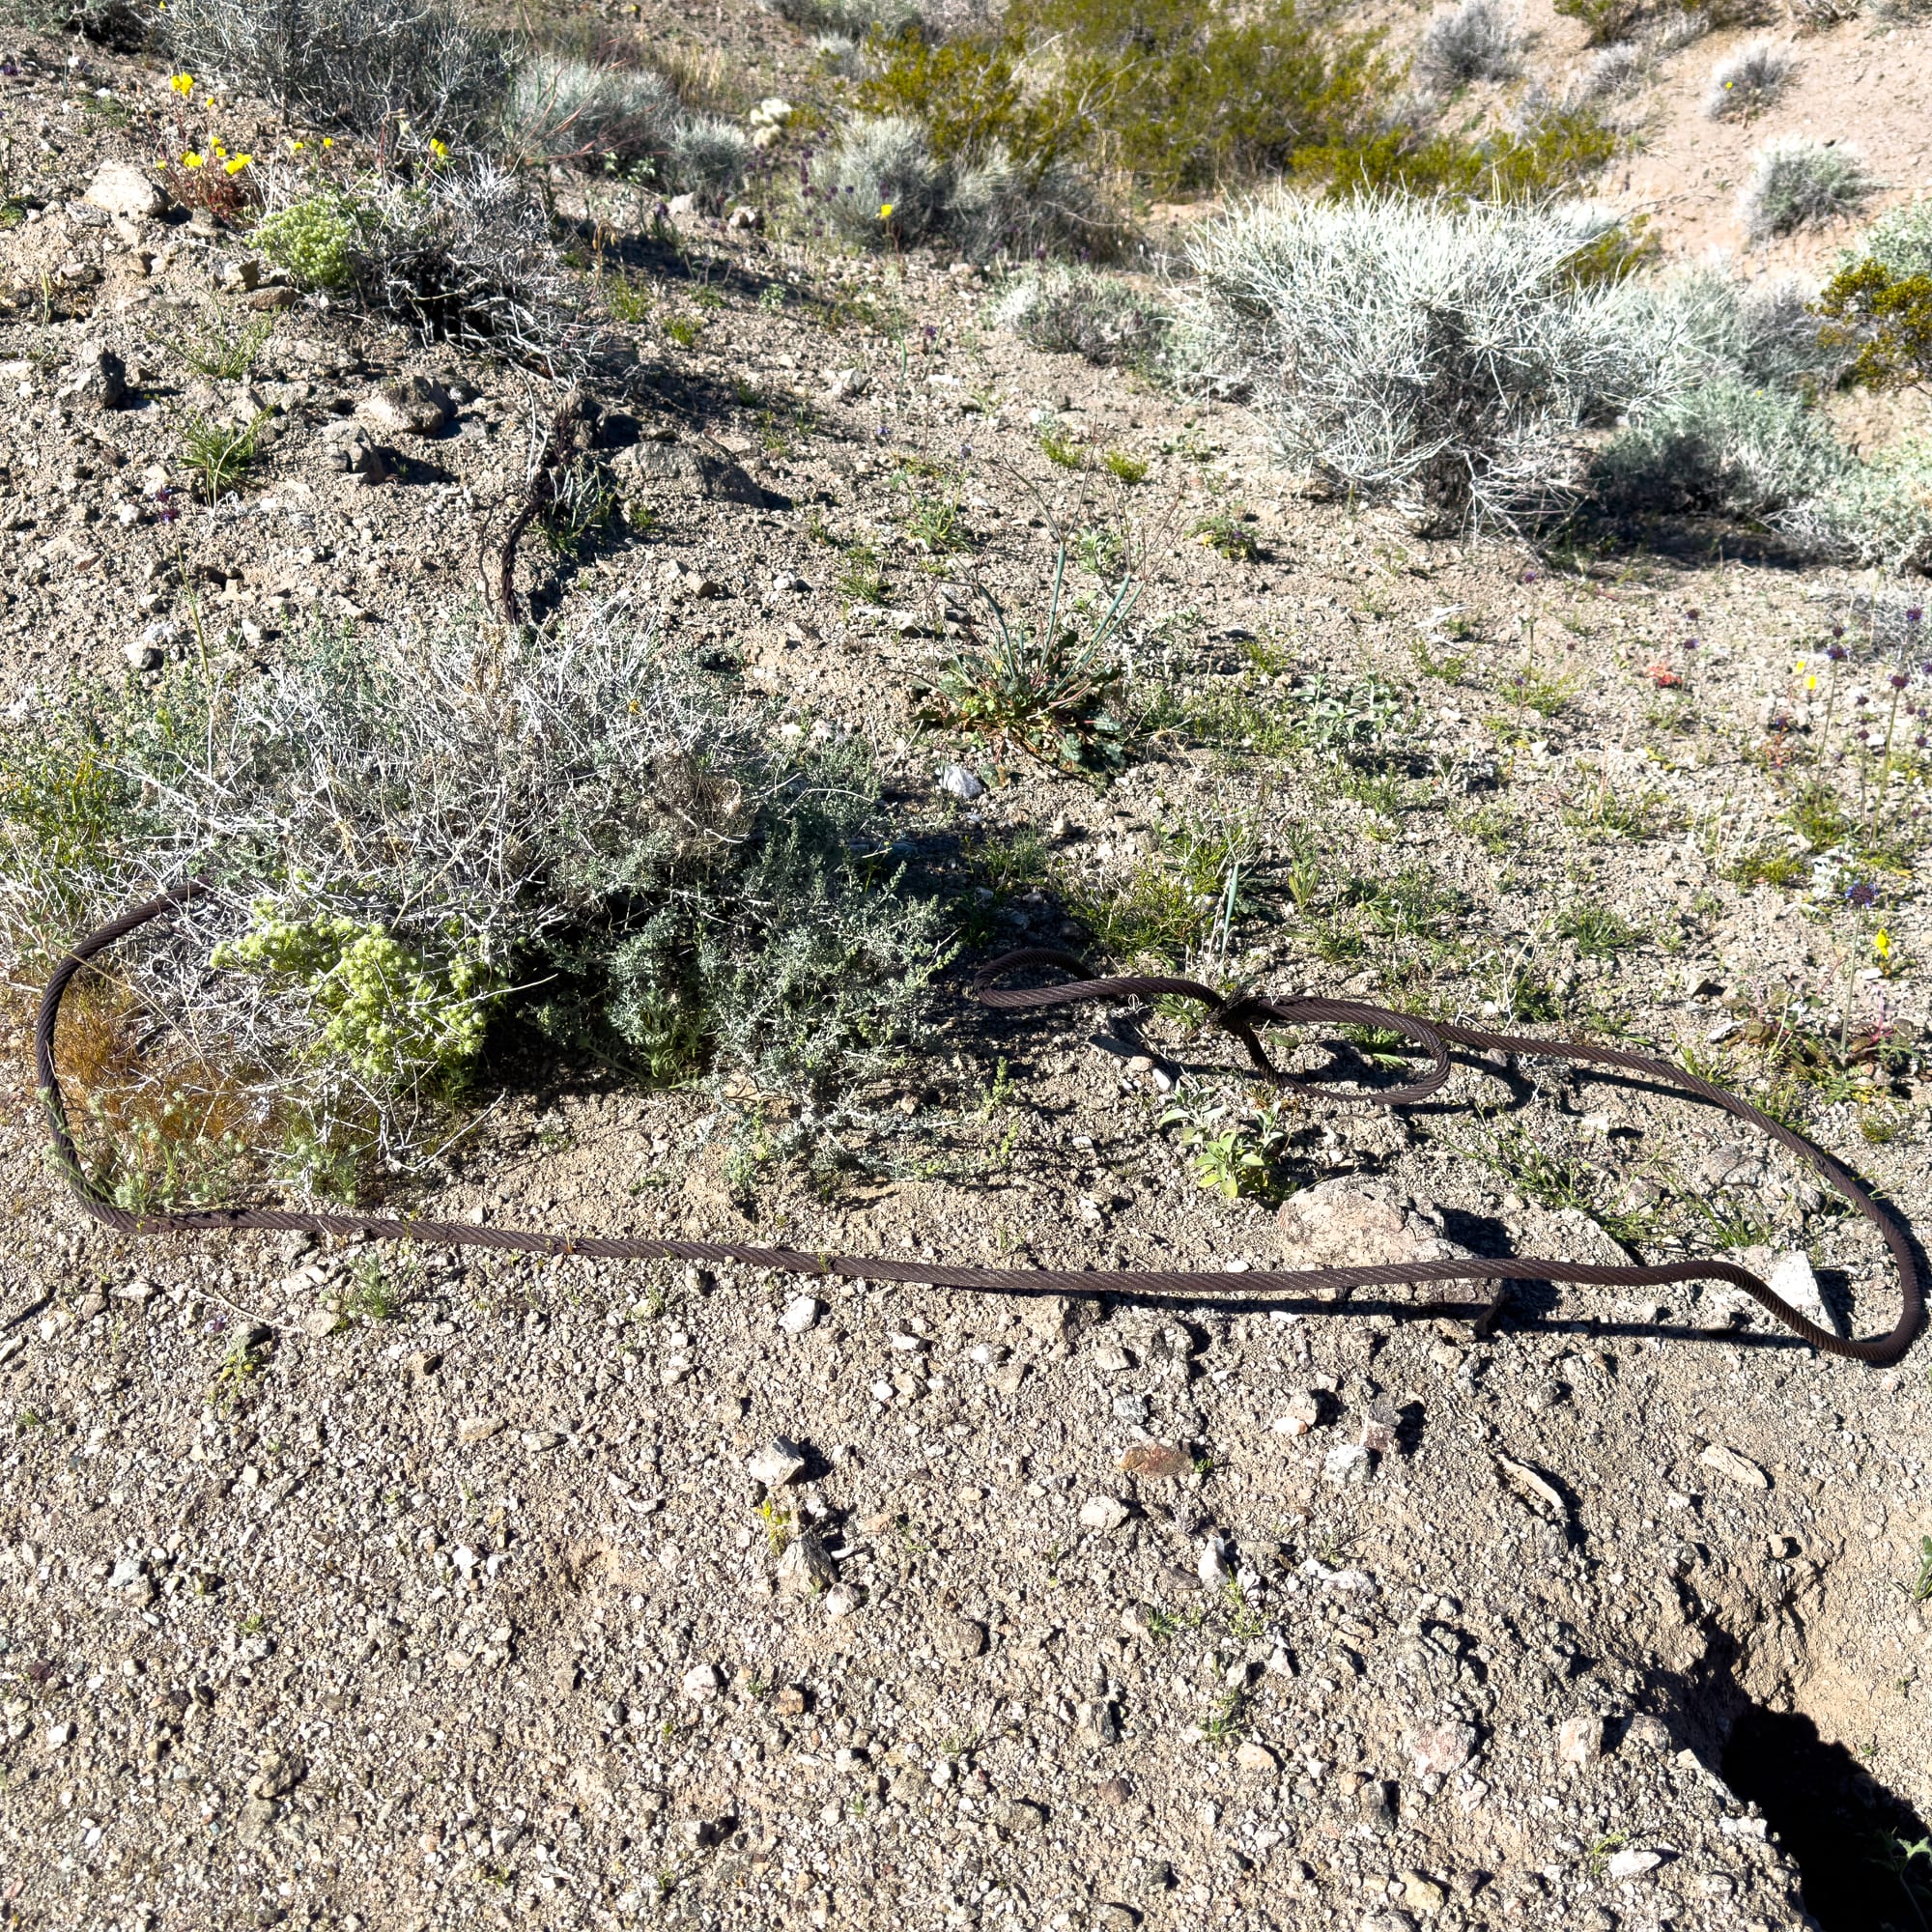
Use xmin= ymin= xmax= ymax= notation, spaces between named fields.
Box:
xmin=680 ymin=1662 xmax=721 ymax=1700
xmin=1606 ymin=1848 xmax=1662 ymax=1881
xmin=823 ymin=1581 xmax=861 ymax=1618
xmin=938 ymin=763 xmax=984 ymax=801
xmin=1197 ymin=1538 xmax=1233 ymax=1587
xmin=1699 ymin=1442 xmax=1769 ymax=1490
xmin=747 ymin=1437 xmax=807 ymax=1489
xmin=779 ymin=1293 xmax=822 ymax=1334
xmin=1079 ymin=1494 xmax=1130 ymax=1532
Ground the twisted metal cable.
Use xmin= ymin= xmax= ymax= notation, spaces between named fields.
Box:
xmin=33 ymin=888 xmax=1922 ymax=1366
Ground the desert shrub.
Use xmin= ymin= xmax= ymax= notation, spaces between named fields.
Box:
xmin=1740 ymin=138 xmax=1873 ymax=242
xmin=857 ymin=0 xmax=1392 ymax=202
xmin=351 ymin=160 xmax=581 ymax=364
xmin=767 ymin=0 xmax=923 ymax=30
xmin=1814 ymin=203 xmax=1932 ymax=394
xmin=1591 ymin=381 xmax=1845 ymax=521
xmin=160 ymin=0 xmax=507 ymax=139
xmin=1573 ymin=43 xmax=1645 ymax=100
xmin=819 ymin=114 xmax=950 ymax=246
xmin=1552 ymin=0 xmax=1719 ymax=43
xmin=670 ymin=115 xmax=752 ymax=204
xmin=1173 ymin=193 xmax=1677 ymax=533
xmin=951 ymin=146 xmax=1117 ymax=261
xmin=1295 ymin=105 xmax=1619 ymax=206
xmin=1780 ymin=440 xmax=1932 ymax=572
xmin=1704 ymin=38 xmax=1795 ymax=120
xmin=503 ymin=55 xmax=680 ymax=167
xmin=1414 ymin=0 xmax=1523 ymax=90
xmin=3 ymin=613 xmax=947 ymax=1201
xmin=253 ymin=187 xmax=361 ymax=290
xmin=991 ymin=266 xmax=1167 ymax=364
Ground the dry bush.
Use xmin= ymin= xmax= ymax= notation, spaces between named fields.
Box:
xmin=1173 ymin=193 xmax=1680 ymax=533
xmin=503 ymin=55 xmax=681 ymax=166
xmin=992 ymin=266 xmax=1167 ymax=364
xmin=819 ymin=114 xmax=950 ymax=246
xmin=1414 ymin=0 xmax=1524 ymax=90
xmin=3 ymin=610 xmax=948 ymax=1201
xmin=160 ymin=0 xmax=507 ymax=138
xmin=1704 ymin=38 xmax=1796 ymax=120
xmin=1739 ymin=137 xmax=1873 ymax=242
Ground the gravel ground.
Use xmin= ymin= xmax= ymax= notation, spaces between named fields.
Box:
xmin=5 ymin=16 xmax=1932 ymax=1932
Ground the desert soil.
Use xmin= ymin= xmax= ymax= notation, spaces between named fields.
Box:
xmin=2 ymin=6 xmax=1932 ymax=1931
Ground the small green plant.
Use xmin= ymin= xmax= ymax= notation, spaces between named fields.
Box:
xmin=1103 ymin=449 xmax=1149 ymax=484
xmin=1224 ymin=1579 xmax=1266 ymax=1642
xmin=254 ymin=189 xmax=360 ymax=291
xmin=1193 ymin=509 xmax=1261 ymax=561
xmin=663 ymin=314 xmax=705 ymax=348
xmin=902 ymin=492 xmax=975 ymax=554
xmin=835 ymin=541 xmax=887 ymax=606
xmin=758 ymin=283 xmax=788 ymax=313
xmin=1073 ymin=523 xmax=1127 ymax=577
xmin=1554 ymin=902 xmax=1643 ymax=957
xmin=923 ymin=554 xmax=1134 ymax=771
xmin=1039 ymin=428 xmax=1085 ymax=469
xmin=211 ymin=1337 xmax=266 ymax=1412
xmin=183 ymin=411 xmax=270 ymax=504
xmin=1724 ymin=843 xmax=1808 ymax=890
xmin=343 ymin=1251 xmax=405 ymax=1321
xmin=756 ymin=1497 xmax=793 ymax=1555
xmin=166 ymin=306 xmax=276 ymax=381
xmin=1161 ymin=1084 xmax=1292 ymax=1201
xmin=1200 ymin=1687 xmax=1246 ymax=1746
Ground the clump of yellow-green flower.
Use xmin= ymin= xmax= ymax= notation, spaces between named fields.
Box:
xmin=253 ymin=189 xmax=363 ymax=291
xmin=212 ymin=905 xmax=497 ymax=1090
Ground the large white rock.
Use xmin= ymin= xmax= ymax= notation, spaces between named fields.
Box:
xmin=85 ymin=161 xmax=165 ymax=221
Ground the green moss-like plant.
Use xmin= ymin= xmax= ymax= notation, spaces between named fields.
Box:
xmin=254 ymin=189 xmax=362 ymax=290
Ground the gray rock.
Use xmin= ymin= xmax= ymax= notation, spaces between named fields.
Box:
xmin=615 ymin=438 xmax=772 ymax=505
xmin=778 ymin=1532 xmax=838 ymax=1597
xmin=355 ymin=376 xmax=452 ymax=437
xmin=939 ymin=767 xmax=983 ymax=804
xmin=933 ymin=1615 xmax=987 ymax=1661
xmin=64 ymin=344 xmax=127 ymax=412
xmin=84 ymin=160 xmax=165 ymax=221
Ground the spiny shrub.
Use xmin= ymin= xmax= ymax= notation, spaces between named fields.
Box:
xmin=819 ymin=115 xmax=950 ymax=246
xmin=991 ymin=266 xmax=1167 ymax=365
xmin=503 ymin=54 xmax=681 ymax=167
xmin=2 ymin=612 xmax=947 ymax=1200
xmin=1590 ymin=381 xmax=1845 ymax=522
xmin=670 ymin=115 xmax=752 ymax=205
xmin=1414 ymin=0 xmax=1524 ymax=91
xmin=351 ymin=160 xmax=582 ymax=365
xmin=1573 ymin=43 xmax=1644 ymax=101
xmin=160 ymin=0 xmax=506 ymax=139
xmin=1174 ymin=193 xmax=1675 ymax=533
xmin=1704 ymin=39 xmax=1796 ymax=120
xmin=1740 ymin=138 xmax=1873 ymax=242
xmin=951 ymin=146 xmax=1118 ymax=262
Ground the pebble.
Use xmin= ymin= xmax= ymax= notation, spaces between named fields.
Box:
xmin=356 ymin=374 xmax=454 ymax=437
xmin=1271 ymin=1389 xmax=1322 ymax=1436
xmin=778 ymin=1531 xmax=838 ymax=1597
xmin=1558 ymin=1713 xmax=1605 ymax=1764
xmin=823 ymin=1582 xmax=861 ymax=1618
xmin=749 ymin=1437 xmax=807 ymax=1488
xmin=1401 ymin=1873 xmax=1447 ymax=1913
xmin=300 ymin=1310 xmax=343 ymax=1340
xmin=681 ymin=1662 xmax=721 ymax=1701
xmin=83 ymin=159 xmax=164 ymax=220
xmin=521 ymin=1430 xmax=563 ymax=1453
xmin=1197 ymin=1538 xmax=1233 ymax=1586
xmin=456 ymin=1416 xmax=505 ymax=1444
xmin=1606 ymin=1848 xmax=1662 ymax=1880
xmin=938 ymin=763 xmax=984 ymax=801
xmin=933 ymin=1615 xmax=987 ymax=1662
xmin=1324 ymin=1443 xmax=1371 ymax=1487
xmin=1235 ymin=1740 xmax=1279 ymax=1774
xmin=1408 ymin=1720 xmax=1477 ymax=1778
xmin=1495 ymin=1454 xmax=1565 ymax=1517
xmin=1079 ymin=1494 xmax=1131 ymax=1532
xmin=1699 ymin=1443 xmax=1769 ymax=1491
xmin=779 ymin=1293 xmax=823 ymax=1334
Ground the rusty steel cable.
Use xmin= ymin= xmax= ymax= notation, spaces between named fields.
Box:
xmin=33 ymin=884 xmax=1923 ymax=1367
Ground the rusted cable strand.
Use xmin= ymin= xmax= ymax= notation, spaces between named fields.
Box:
xmin=33 ymin=890 xmax=1922 ymax=1368
xmin=486 ymin=388 xmax=586 ymax=625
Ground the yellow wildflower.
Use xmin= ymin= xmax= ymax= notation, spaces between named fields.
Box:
xmin=169 ymin=71 xmax=194 ymax=96
xmin=429 ymin=137 xmax=448 ymax=159
xmin=225 ymin=154 xmax=251 ymax=175
xmin=1876 ymin=928 xmax=1892 ymax=961
xmin=182 ymin=151 xmax=205 ymax=169
xmin=879 ymin=201 xmax=895 ymax=219
xmin=213 ymin=142 xmax=227 ymax=157
xmin=323 ymin=137 xmax=333 ymax=148
xmin=289 ymin=138 xmax=305 ymax=152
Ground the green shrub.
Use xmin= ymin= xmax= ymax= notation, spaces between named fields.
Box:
xmin=1740 ymin=138 xmax=1873 ymax=242
xmin=858 ymin=0 xmax=1393 ymax=201
xmin=1294 ymin=108 xmax=1619 ymax=207
xmin=254 ymin=189 xmax=360 ymax=290
xmin=5 ymin=616 xmax=948 ymax=1200
xmin=1816 ymin=205 xmax=1932 ymax=394
xmin=991 ymin=266 xmax=1167 ymax=365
